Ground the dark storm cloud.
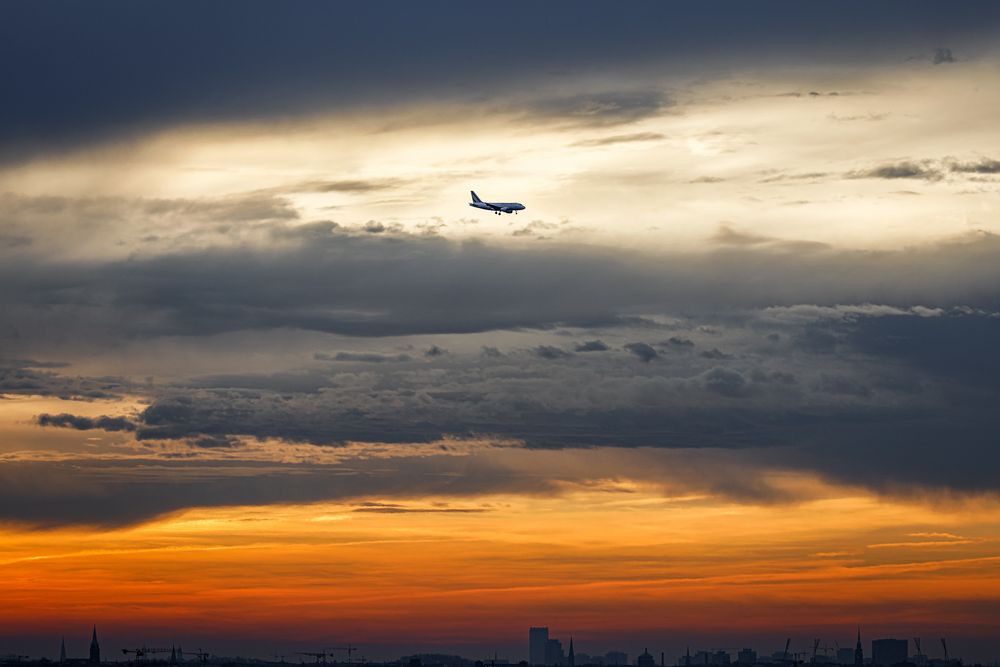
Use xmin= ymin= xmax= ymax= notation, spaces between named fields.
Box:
xmin=535 ymin=345 xmax=573 ymax=360
xmin=188 ymin=370 xmax=337 ymax=393
xmin=701 ymin=367 xmax=749 ymax=397
xmin=624 ymin=342 xmax=659 ymax=362
xmin=5 ymin=223 xmax=1000 ymax=348
xmin=0 ymin=456 xmax=554 ymax=528
xmin=849 ymin=312 xmax=1000 ymax=388
xmin=663 ymin=336 xmax=695 ymax=348
xmin=36 ymin=413 xmax=137 ymax=432
xmin=0 ymin=359 xmax=127 ymax=400
xmin=575 ymin=340 xmax=610 ymax=352
xmin=9 ymin=308 xmax=1000 ymax=525
xmin=3 ymin=2 xmax=998 ymax=161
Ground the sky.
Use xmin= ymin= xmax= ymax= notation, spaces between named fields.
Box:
xmin=2 ymin=1 xmax=1000 ymax=663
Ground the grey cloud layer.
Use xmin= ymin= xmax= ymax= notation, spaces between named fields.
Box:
xmin=14 ymin=302 xmax=1000 ymax=526
xmin=3 ymin=2 xmax=997 ymax=161
xmin=4 ymin=221 xmax=1000 ymax=349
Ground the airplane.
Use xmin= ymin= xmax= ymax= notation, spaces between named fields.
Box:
xmin=469 ymin=191 xmax=525 ymax=214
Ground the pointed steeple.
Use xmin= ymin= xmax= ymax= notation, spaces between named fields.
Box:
xmin=567 ymin=639 xmax=575 ymax=667
xmin=854 ymin=627 xmax=864 ymax=667
xmin=60 ymin=637 xmax=67 ymax=664
xmin=90 ymin=626 xmax=101 ymax=665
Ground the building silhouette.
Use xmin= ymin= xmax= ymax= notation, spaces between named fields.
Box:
xmin=855 ymin=629 xmax=864 ymax=667
xmin=545 ymin=639 xmax=564 ymax=666
xmin=567 ymin=639 xmax=575 ymax=667
xmin=89 ymin=627 xmax=100 ymax=665
xmin=530 ymin=628 xmax=549 ymax=666
xmin=637 ymin=650 xmax=655 ymax=667
xmin=872 ymin=640 xmax=907 ymax=667
xmin=60 ymin=638 xmax=67 ymax=664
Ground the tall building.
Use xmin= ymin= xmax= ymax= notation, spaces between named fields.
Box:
xmin=637 ymin=650 xmax=656 ymax=667
xmin=871 ymin=640 xmax=907 ymax=667
xmin=60 ymin=637 xmax=67 ymax=664
xmin=568 ymin=639 xmax=575 ymax=667
xmin=855 ymin=629 xmax=864 ymax=667
xmin=546 ymin=639 xmax=565 ymax=666
xmin=530 ymin=628 xmax=550 ymax=666
xmin=89 ymin=626 xmax=101 ymax=665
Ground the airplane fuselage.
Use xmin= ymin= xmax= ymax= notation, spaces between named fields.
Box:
xmin=470 ymin=191 xmax=525 ymax=214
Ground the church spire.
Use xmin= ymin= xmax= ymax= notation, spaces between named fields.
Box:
xmin=90 ymin=626 xmax=101 ymax=665
xmin=567 ymin=638 xmax=575 ymax=667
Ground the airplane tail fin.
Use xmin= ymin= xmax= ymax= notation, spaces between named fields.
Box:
xmin=470 ymin=191 xmax=482 ymax=204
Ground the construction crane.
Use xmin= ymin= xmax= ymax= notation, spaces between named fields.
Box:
xmin=782 ymin=639 xmax=793 ymax=665
xmin=326 ymin=646 xmax=358 ymax=667
xmin=191 ymin=650 xmax=210 ymax=666
xmin=123 ymin=648 xmax=172 ymax=665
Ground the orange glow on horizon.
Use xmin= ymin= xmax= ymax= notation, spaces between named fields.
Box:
xmin=3 ymin=486 xmax=999 ymax=643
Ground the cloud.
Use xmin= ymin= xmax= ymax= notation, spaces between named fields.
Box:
xmin=663 ymin=336 xmax=695 ymax=348
xmin=949 ymin=157 xmax=1000 ymax=174
xmin=847 ymin=161 xmax=940 ymax=180
xmin=535 ymin=345 xmax=573 ymax=360
xmin=932 ymin=47 xmax=956 ymax=65
xmin=281 ymin=178 xmax=409 ymax=194
xmin=316 ymin=352 xmax=413 ymax=363
xmin=0 ymin=359 xmax=127 ymax=400
xmin=5 ymin=222 xmax=1000 ymax=350
xmin=624 ymin=342 xmax=658 ymax=362
xmin=701 ymin=367 xmax=748 ymax=397
xmin=575 ymin=340 xmax=610 ymax=352
xmin=36 ymin=413 xmax=137 ymax=432
xmin=571 ymin=132 xmax=665 ymax=148
xmin=6 ymin=307 xmax=1000 ymax=526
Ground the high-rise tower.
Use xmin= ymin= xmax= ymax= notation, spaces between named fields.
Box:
xmin=530 ymin=628 xmax=549 ymax=666
xmin=568 ymin=639 xmax=575 ymax=667
xmin=90 ymin=626 xmax=101 ymax=664
xmin=60 ymin=637 xmax=67 ymax=664
xmin=855 ymin=628 xmax=864 ymax=667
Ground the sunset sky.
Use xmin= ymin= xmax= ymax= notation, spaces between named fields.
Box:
xmin=2 ymin=2 xmax=1000 ymax=663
